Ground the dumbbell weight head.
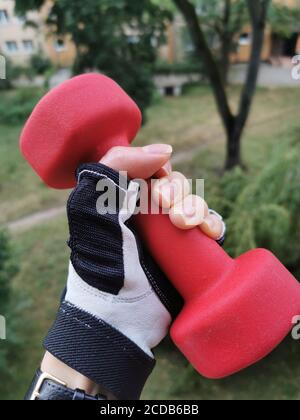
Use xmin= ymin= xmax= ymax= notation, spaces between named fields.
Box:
xmin=20 ymin=74 xmax=141 ymax=189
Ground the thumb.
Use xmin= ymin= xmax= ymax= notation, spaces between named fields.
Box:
xmin=100 ymin=144 xmax=173 ymax=180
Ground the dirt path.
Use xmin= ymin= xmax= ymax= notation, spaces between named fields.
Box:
xmin=7 ymin=207 xmax=66 ymax=233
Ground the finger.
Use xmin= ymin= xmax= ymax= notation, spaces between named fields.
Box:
xmin=152 ymin=172 xmax=190 ymax=209
xmin=154 ymin=160 xmax=172 ymax=179
xmin=200 ymin=213 xmax=224 ymax=240
xmin=100 ymin=144 xmax=173 ymax=180
xmin=169 ymin=195 xmax=209 ymax=230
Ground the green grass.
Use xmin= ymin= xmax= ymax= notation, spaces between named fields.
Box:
xmin=1 ymin=85 xmax=300 ymax=400
xmin=3 ymin=216 xmax=300 ymax=400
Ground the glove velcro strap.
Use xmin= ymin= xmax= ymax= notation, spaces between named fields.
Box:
xmin=43 ymin=301 xmax=155 ymax=400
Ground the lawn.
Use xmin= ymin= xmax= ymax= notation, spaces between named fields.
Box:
xmin=1 ymin=84 xmax=300 ymax=400
xmin=2 ymin=216 xmax=300 ymax=400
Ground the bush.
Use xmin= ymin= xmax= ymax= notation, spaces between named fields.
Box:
xmin=30 ymin=54 xmax=52 ymax=76
xmin=0 ymin=230 xmax=19 ymax=378
xmin=155 ymin=60 xmax=203 ymax=75
xmin=224 ymin=135 xmax=300 ymax=271
xmin=0 ymin=88 xmax=44 ymax=125
xmin=0 ymin=60 xmax=27 ymax=90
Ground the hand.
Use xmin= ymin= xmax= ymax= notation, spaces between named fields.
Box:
xmin=101 ymin=144 xmax=225 ymax=240
xmin=41 ymin=149 xmax=183 ymax=400
xmin=37 ymin=144 xmax=225 ymax=401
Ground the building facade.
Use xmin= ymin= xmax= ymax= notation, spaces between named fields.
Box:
xmin=163 ymin=0 xmax=300 ymax=65
xmin=232 ymin=0 xmax=300 ymax=63
xmin=0 ymin=0 xmax=299 ymax=70
xmin=0 ymin=0 xmax=75 ymax=67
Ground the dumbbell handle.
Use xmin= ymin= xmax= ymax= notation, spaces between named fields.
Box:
xmin=136 ymin=210 xmax=233 ymax=301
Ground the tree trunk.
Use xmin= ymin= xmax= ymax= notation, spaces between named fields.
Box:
xmin=173 ymin=0 xmax=234 ymax=136
xmin=221 ymin=0 xmax=232 ymax=85
xmin=173 ymin=0 xmax=271 ymax=171
xmin=224 ymin=0 xmax=271 ymax=170
xmin=220 ymin=35 xmax=232 ymax=85
xmin=225 ymin=125 xmax=243 ymax=169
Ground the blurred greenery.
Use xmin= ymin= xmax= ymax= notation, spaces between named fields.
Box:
xmin=0 ymin=60 xmax=31 ymax=91
xmin=30 ymin=54 xmax=52 ymax=76
xmin=16 ymin=0 xmax=172 ymax=118
xmin=0 ymin=88 xmax=45 ymax=125
xmin=2 ymin=213 xmax=300 ymax=401
xmin=224 ymin=136 xmax=300 ymax=273
xmin=155 ymin=60 xmax=204 ymax=75
xmin=0 ymin=230 xmax=20 ymax=383
xmin=0 ymin=84 xmax=300 ymax=399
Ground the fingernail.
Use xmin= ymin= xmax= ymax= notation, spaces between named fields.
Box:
xmin=183 ymin=202 xmax=197 ymax=217
xmin=200 ymin=215 xmax=223 ymax=240
xmin=203 ymin=217 xmax=215 ymax=230
xmin=143 ymin=144 xmax=173 ymax=155
xmin=161 ymin=183 xmax=176 ymax=207
xmin=161 ymin=161 xmax=172 ymax=176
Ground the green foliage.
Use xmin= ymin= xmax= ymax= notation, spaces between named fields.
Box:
xmin=155 ymin=60 xmax=203 ymax=75
xmin=16 ymin=0 xmax=171 ymax=117
xmin=268 ymin=3 xmax=300 ymax=38
xmin=178 ymin=0 xmax=300 ymax=63
xmin=15 ymin=0 xmax=45 ymax=14
xmin=0 ymin=88 xmax=44 ymax=125
xmin=0 ymin=231 xmax=15 ymax=312
xmin=182 ymin=0 xmax=248 ymax=63
xmin=0 ymin=60 xmax=25 ymax=90
xmin=196 ymin=0 xmax=247 ymax=36
xmin=0 ymin=58 xmax=39 ymax=91
xmin=0 ymin=230 xmax=19 ymax=377
xmin=30 ymin=54 xmax=52 ymax=76
xmin=221 ymin=135 xmax=300 ymax=270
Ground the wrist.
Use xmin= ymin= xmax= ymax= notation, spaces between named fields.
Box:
xmin=41 ymin=352 xmax=112 ymax=398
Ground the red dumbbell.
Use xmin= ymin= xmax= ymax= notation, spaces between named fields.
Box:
xmin=20 ymin=73 xmax=300 ymax=379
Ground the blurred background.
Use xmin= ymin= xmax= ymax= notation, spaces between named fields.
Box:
xmin=1 ymin=0 xmax=300 ymax=400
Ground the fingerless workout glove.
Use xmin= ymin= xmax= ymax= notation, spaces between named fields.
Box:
xmin=44 ymin=163 xmax=183 ymax=400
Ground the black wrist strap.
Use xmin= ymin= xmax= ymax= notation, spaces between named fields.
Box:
xmin=25 ymin=370 xmax=107 ymax=401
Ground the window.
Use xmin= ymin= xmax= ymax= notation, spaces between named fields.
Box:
xmin=239 ymin=33 xmax=251 ymax=46
xmin=0 ymin=9 xmax=9 ymax=25
xmin=127 ymin=35 xmax=139 ymax=44
xmin=23 ymin=40 xmax=34 ymax=53
xmin=54 ymin=39 xmax=66 ymax=52
xmin=5 ymin=41 xmax=18 ymax=54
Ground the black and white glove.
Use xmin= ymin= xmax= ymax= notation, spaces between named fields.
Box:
xmin=44 ymin=163 xmax=183 ymax=400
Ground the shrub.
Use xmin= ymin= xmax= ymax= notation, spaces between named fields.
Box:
xmin=225 ymin=135 xmax=300 ymax=270
xmin=0 ymin=230 xmax=19 ymax=378
xmin=30 ymin=54 xmax=52 ymax=76
xmin=155 ymin=60 xmax=203 ymax=75
xmin=0 ymin=88 xmax=44 ymax=125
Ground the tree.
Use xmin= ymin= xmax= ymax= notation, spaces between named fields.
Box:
xmin=187 ymin=0 xmax=247 ymax=84
xmin=15 ymin=0 xmax=170 ymax=117
xmin=173 ymin=0 xmax=271 ymax=169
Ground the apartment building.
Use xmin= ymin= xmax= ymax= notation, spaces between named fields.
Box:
xmin=232 ymin=0 xmax=300 ymax=63
xmin=0 ymin=0 xmax=299 ymax=70
xmin=164 ymin=0 xmax=300 ymax=65
xmin=0 ymin=0 xmax=75 ymax=67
